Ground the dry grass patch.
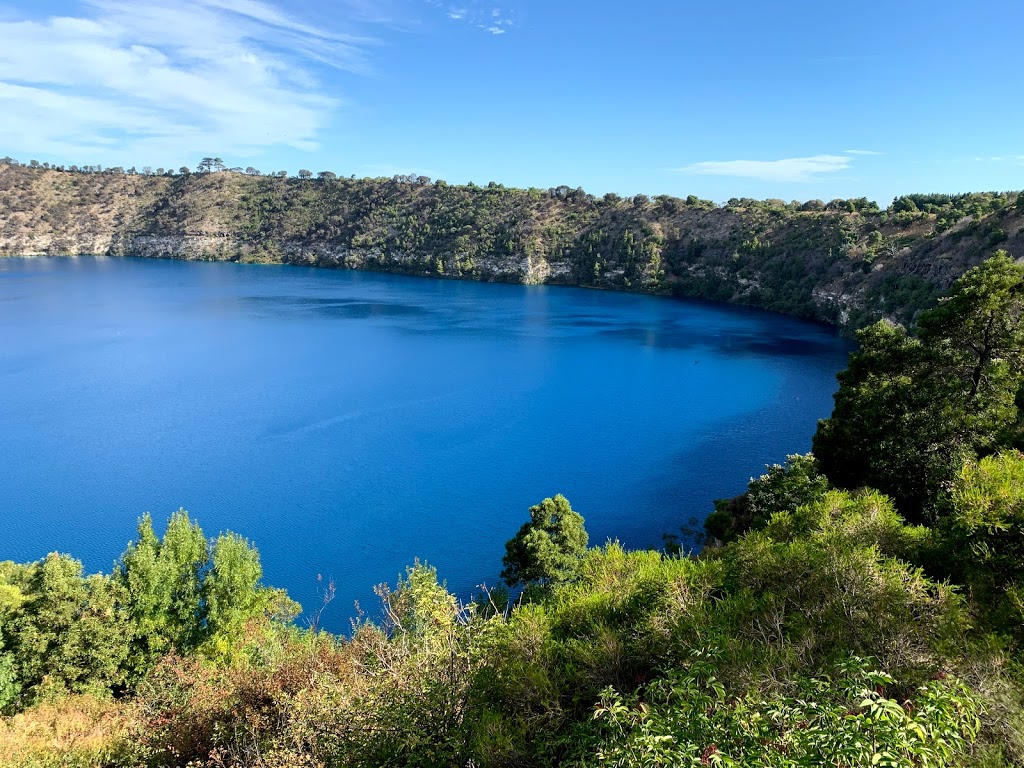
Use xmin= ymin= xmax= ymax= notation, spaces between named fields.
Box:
xmin=0 ymin=695 xmax=135 ymax=768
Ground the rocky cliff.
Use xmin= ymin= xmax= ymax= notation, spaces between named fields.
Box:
xmin=2 ymin=162 xmax=1022 ymax=331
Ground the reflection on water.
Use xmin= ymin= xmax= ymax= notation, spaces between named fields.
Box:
xmin=0 ymin=256 xmax=852 ymax=631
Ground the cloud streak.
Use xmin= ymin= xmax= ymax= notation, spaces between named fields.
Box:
xmin=675 ymin=154 xmax=852 ymax=183
xmin=435 ymin=1 xmax=514 ymax=34
xmin=0 ymin=0 xmax=377 ymax=164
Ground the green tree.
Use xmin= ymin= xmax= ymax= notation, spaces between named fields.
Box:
xmin=501 ymin=494 xmax=588 ymax=587
xmin=8 ymin=554 xmax=131 ymax=703
xmin=202 ymin=532 xmax=265 ymax=646
xmin=155 ymin=509 xmax=208 ymax=644
xmin=918 ymin=250 xmax=1024 ymax=412
xmin=813 ymin=320 xmax=953 ymax=517
xmin=197 ymin=157 xmax=225 ymax=173
xmin=703 ymin=454 xmax=830 ymax=544
xmin=815 ymin=253 xmax=1024 ymax=520
xmin=945 ymin=450 xmax=1024 ymax=641
xmin=116 ymin=510 xmax=207 ymax=675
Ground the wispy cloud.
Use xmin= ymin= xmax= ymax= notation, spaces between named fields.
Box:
xmin=0 ymin=0 xmax=380 ymax=164
xmin=974 ymin=155 xmax=1024 ymax=164
xmin=432 ymin=1 xmax=514 ymax=34
xmin=674 ymin=154 xmax=852 ymax=183
xmin=844 ymin=149 xmax=884 ymax=156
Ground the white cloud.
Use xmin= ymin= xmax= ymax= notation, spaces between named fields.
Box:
xmin=434 ymin=0 xmax=514 ymax=34
xmin=675 ymin=154 xmax=851 ymax=183
xmin=0 ymin=0 xmax=377 ymax=164
xmin=844 ymin=149 xmax=883 ymax=156
xmin=974 ymin=155 xmax=1024 ymax=164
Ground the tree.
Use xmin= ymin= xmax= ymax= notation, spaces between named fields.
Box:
xmin=317 ymin=171 xmax=337 ymax=181
xmin=891 ymin=196 xmax=919 ymax=213
xmin=197 ymin=157 xmax=225 ymax=173
xmin=705 ymin=454 xmax=830 ymax=543
xmin=245 ymin=166 xmax=261 ymax=176
xmin=813 ymin=320 xmax=944 ymax=517
xmin=116 ymin=510 xmax=207 ymax=674
xmin=918 ymin=250 xmax=1024 ymax=405
xmin=7 ymin=554 xmax=131 ymax=704
xmin=297 ymin=169 xmax=312 ymax=179
xmin=202 ymin=532 xmax=264 ymax=643
xmin=501 ymin=494 xmax=588 ymax=587
xmin=944 ymin=450 xmax=1024 ymax=640
xmin=814 ymin=252 xmax=1024 ymax=520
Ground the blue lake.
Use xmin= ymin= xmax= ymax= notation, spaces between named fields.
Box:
xmin=0 ymin=256 xmax=852 ymax=630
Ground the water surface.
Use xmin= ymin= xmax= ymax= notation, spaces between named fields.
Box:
xmin=0 ymin=257 xmax=851 ymax=629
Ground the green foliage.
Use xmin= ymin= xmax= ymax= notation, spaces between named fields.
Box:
xmin=0 ymin=510 xmax=290 ymax=714
xmin=815 ymin=252 xmax=1024 ymax=521
xmin=0 ymin=652 xmax=19 ymax=713
xmin=116 ymin=510 xmax=206 ymax=675
xmin=945 ymin=451 xmax=1024 ymax=641
xmin=814 ymin=320 xmax=953 ymax=517
xmin=2 ymin=554 xmax=131 ymax=707
xmin=747 ymin=453 xmax=830 ymax=524
xmin=918 ymin=251 xmax=1024 ymax=412
xmin=576 ymin=655 xmax=980 ymax=767
xmin=502 ymin=494 xmax=589 ymax=587
xmin=3 ymin=487 xmax=1020 ymax=767
xmin=203 ymin=532 xmax=265 ymax=646
xmin=706 ymin=453 xmax=830 ymax=542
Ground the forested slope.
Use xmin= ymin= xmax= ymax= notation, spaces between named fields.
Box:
xmin=2 ymin=159 xmax=1022 ymax=330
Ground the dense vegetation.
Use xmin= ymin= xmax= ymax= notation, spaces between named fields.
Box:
xmin=1 ymin=157 xmax=1022 ymax=331
xmin=4 ymin=252 xmax=1024 ymax=766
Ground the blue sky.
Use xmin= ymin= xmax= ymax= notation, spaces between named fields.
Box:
xmin=0 ymin=0 xmax=1021 ymax=204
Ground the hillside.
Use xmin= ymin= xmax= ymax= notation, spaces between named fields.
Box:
xmin=2 ymin=160 xmax=1022 ymax=330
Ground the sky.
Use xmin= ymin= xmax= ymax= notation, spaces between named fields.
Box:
xmin=0 ymin=0 xmax=1022 ymax=205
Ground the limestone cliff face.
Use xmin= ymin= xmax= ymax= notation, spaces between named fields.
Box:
xmin=2 ymin=163 xmax=1022 ymax=332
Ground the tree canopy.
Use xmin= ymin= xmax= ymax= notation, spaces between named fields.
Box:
xmin=814 ymin=251 xmax=1024 ymax=521
xmin=501 ymin=494 xmax=589 ymax=587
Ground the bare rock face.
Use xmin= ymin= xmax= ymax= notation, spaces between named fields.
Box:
xmin=2 ymin=163 xmax=1021 ymax=332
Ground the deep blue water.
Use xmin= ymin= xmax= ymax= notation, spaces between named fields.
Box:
xmin=0 ymin=256 xmax=852 ymax=630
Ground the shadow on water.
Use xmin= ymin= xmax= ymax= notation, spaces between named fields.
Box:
xmin=235 ymin=295 xmax=434 ymax=319
xmin=597 ymin=325 xmax=845 ymax=357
